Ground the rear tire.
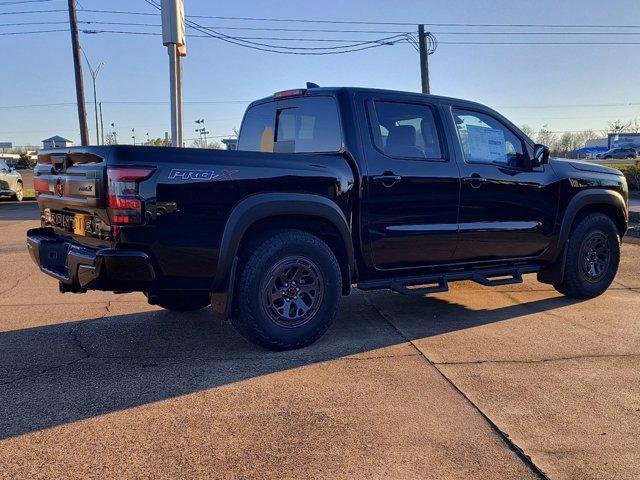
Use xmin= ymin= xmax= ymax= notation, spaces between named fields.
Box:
xmin=147 ymin=291 xmax=211 ymax=312
xmin=553 ymin=213 xmax=620 ymax=299
xmin=232 ymin=229 xmax=341 ymax=350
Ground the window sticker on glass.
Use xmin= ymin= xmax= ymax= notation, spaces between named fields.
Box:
xmin=466 ymin=125 xmax=506 ymax=163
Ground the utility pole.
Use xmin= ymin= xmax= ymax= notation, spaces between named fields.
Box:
xmin=111 ymin=123 xmax=117 ymax=144
xmin=418 ymin=24 xmax=430 ymax=94
xmin=162 ymin=0 xmax=186 ymax=147
xmin=68 ymin=0 xmax=89 ymax=145
xmin=99 ymin=102 xmax=104 ymax=145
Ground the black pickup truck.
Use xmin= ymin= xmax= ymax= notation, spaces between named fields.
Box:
xmin=28 ymin=86 xmax=629 ymax=349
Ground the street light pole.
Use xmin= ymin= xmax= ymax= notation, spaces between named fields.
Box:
xmin=81 ymin=49 xmax=105 ymax=145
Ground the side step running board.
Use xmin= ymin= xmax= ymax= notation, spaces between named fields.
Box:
xmin=358 ymin=265 xmax=540 ymax=297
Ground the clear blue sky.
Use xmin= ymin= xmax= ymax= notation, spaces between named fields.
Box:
xmin=1 ymin=0 xmax=639 ymax=147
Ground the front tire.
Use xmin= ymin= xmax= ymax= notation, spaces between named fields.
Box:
xmin=554 ymin=213 xmax=620 ymax=299
xmin=147 ymin=291 xmax=211 ymax=312
xmin=233 ymin=229 xmax=341 ymax=350
xmin=12 ymin=181 xmax=23 ymax=202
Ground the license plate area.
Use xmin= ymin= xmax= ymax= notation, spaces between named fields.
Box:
xmin=46 ymin=210 xmax=94 ymax=237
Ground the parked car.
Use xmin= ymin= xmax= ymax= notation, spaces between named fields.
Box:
xmin=597 ymin=147 xmax=638 ymax=160
xmin=27 ymin=86 xmax=629 ymax=350
xmin=0 ymin=158 xmax=24 ymax=201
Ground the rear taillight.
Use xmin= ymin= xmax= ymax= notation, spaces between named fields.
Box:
xmin=33 ymin=177 xmax=49 ymax=196
xmin=107 ymin=167 xmax=155 ymax=225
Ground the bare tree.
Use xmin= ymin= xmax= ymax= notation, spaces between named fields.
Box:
xmin=519 ymin=124 xmax=536 ymax=139
xmin=536 ymin=128 xmax=557 ymax=151
xmin=606 ymin=120 xmax=633 ymax=134
xmin=190 ymin=138 xmax=222 ymax=149
xmin=104 ymin=133 xmax=117 ymax=145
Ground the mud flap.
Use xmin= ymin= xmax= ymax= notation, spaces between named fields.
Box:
xmin=537 ymin=240 xmax=568 ymax=285
xmin=211 ymin=256 xmax=238 ymax=320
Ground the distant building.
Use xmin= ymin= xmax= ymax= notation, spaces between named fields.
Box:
xmin=608 ymin=132 xmax=640 ymax=149
xmin=586 ymin=138 xmax=608 ymax=149
xmin=221 ymin=138 xmax=238 ymax=151
xmin=42 ymin=136 xmax=73 ymax=149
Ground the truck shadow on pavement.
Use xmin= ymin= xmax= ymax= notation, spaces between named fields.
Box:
xmin=0 ymin=201 xmax=39 ymax=222
xmin=0 ymin=291 xmax=582 ymax=440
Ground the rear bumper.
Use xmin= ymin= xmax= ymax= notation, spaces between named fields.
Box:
xmin=26 ymin=227 xmax=156 ymax=292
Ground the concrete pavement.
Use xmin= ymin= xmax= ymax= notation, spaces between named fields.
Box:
xmin=0 ymin=202 xmax=638 ymax=479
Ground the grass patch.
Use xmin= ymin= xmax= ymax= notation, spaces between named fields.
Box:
xmin=605 ymin=164 xmax=640 ymax=190
xmin=23 ymin=188 xmax=36 ymax=200
xmin=627 ymin=222 xmax=640 ymax=238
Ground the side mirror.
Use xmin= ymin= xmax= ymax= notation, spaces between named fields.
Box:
xmin=533 ymin=144 xmax=550 ymax=165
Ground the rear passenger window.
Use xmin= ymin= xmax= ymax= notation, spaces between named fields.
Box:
xmin=238 ymin=102 xmax=276 ymax=152
xmin=274 ymin=97 xmax=342 ymax=153
xmin=370 ymin=101 xmax=443 ymax=160
xmin=453 ymin=109 xmax=526 ymax=168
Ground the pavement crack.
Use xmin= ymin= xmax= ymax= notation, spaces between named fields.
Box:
xmin=363 ymin=295 xmax=549 ymax=480
xmin=0 ymin=270 xmax=34 ymax=296
xmin=435 ymin=353 xmax=640 ymax=366
xmin=0 ymin=354 xmax=89 ymax=387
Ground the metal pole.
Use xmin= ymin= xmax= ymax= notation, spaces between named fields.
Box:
xmin=99 ymin=102 xmax=104 ymax=145
xmin=418 ymin=24 xmax=430 ymax=94
xmin=169 ymin=45 xmax=178 ymax=146
xmin=168 ymin=44 xmax=183 ymax=147
xmin=68 ymin=0 xmax=89 ymax=145
xmin=176 ymin=46 xmax=184 ymax=147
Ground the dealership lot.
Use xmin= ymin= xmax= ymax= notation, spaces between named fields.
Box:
xmin=0 ymin=202 xmax=638 ymax=479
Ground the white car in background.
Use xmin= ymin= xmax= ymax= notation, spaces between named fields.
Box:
xmin=0 ymin=158 xmax=24 ymax=201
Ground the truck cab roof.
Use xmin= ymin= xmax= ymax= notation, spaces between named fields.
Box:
xmin=250 ymin=86 xmax=489 ymax=111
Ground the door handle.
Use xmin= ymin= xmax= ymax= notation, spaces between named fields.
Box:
xmin=373 ymin=174 xmax=402 ymax=187
xmin=462 ymin=175 xmax=488 ymax=188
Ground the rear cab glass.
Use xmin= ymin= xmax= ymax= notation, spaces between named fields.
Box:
xmin=238 ymin=96 xmax=342 ymax=154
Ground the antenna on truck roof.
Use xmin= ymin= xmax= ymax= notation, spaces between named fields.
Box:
xmin=306 ymin=82 xmax=320 ymax=89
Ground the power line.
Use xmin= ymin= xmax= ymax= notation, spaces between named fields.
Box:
xmin=74 ymin=29 xmax=640 ymax=46
xmin=78 ymin=28 xmax=411 ymax=45
xmin=0 ymin=0 xmax=57 ymax=5
xmin=1 ymin=100 xmax=638 ymax=110
xmin=5 ymin=23 xmax=640 ymax=47
xmin=69 ymin=20 xmax=640 ymax=36
xmin=0 ymin=100 xmax=252 ymax=109
xmin=0 ymin=28 xmax=66 ymax=34
xmin=67 ymin=9 xmax=640 ymax=29
xmin=0 ymin=19 xmax=67 ymax=25
xmin=497 ymin=102 xmax=640 ymax=109
xmin=142 ymin=0 xmax=406 ymax=55
xmin=0 ymin=8 xmax=66 ymax=14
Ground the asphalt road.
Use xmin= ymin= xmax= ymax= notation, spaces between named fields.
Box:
xmin=1 ymin=202 xmax=638 ymax=479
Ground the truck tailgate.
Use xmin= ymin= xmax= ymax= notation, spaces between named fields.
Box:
xmin=34 ymin=148 xmax=112 ymax=246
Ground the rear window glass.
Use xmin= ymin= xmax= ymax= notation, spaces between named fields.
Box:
xmin=238 ymin=96 xmax=342 ymax=153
